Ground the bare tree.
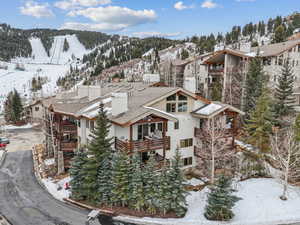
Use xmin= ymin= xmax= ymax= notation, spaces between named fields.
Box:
xmin=195 ymin=115 xmax=235 ymax=183
xmin=270 ymin=127 xmax=300 ymax=200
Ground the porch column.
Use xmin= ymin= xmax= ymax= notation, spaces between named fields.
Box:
xmin=163 ymin=120 xmax=167 ymax=159
xmin=129 ymin=124 xmax=133 ymax=153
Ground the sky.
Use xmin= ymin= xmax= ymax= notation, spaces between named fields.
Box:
xmin=1 ymin=0 xmax=299 ymax=39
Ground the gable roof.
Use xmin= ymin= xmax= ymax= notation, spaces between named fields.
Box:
xmin=203 ymin=49 xmax=252 ymax=64
xmin=251 ymin=39 xmax=300 ymax=57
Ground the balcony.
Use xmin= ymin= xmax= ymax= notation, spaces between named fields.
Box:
xmin=61 ymin=142 xmax=77 ymax=151
xmin=194 ymin=127 xmax=235 ymax=139
xmin=208 ymin=68 xmax=224 ymax=76
xmin=115 ymin=136 xmax=171 ymax=152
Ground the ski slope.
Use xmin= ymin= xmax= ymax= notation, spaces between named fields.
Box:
xmin=49 ymin=35 xmax=90 ymax=65
xmin=25 ymin=35 xmax=91 ymax=65
xmin=0 ymin=61 xmax=70 ymax=111
xmin=29 ymin=38 xmax=49 ymax=64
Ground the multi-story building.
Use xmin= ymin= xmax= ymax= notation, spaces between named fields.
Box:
xmin=37 ymin=82 xmax=243 ymax=173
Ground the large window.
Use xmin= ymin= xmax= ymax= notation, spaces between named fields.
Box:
xmin=166 ymin=93 xmax=188 ymax=113
xmin=166 ymin=103 xmax=176 ymax=112
xmin=178 ymin=102 xmax=188 ymax=112
xmin=180 ymin=138 xmax=193 ymax=148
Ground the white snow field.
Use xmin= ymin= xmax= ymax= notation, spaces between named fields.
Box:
xmin=0 ymin=62 xmax=69 ymax=111
xmin=117 ymin=178 xmax=300 ymax=225
xmin=29 ymin=38 xmax=49 ymax=64
xmin=0 ymin=34 xmax=91 ymax=111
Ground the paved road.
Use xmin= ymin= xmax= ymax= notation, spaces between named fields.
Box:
xmin=0 ymin=150 xmax=92 ymax=225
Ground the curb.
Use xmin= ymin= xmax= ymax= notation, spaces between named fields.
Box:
xmin=0 ymin=150 xmax=7 ymax=168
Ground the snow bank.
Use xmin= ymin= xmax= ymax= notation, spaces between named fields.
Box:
xmin=42 ymin=176 xmax=71 ymax=201
xmin=4 ymin=123 xmax=38 ymax=130
xmin=116 ymin=178 xmax=300 ymax=225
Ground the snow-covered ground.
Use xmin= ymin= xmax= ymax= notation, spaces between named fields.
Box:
xmin=0 ymin=62 xmax=69 ymax=110
xmin=4 ymin=123 xmax=38 ymax=130
xmin=42 ymin=176 xmax=71 ymax=201
xmin=117 ymin=178 xmax=300 ymax=225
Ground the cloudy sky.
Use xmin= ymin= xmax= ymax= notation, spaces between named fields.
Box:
xmin=1 ymin=0 xmax=299 ymax=38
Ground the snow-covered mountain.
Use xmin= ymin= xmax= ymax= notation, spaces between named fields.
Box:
xmin=13 ymin=35 xmax=91 ymax=65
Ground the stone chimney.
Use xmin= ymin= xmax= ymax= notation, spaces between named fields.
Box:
xmin=111 ymin=92 xmax=128 ymax=116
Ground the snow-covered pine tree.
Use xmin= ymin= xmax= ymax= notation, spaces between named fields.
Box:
xmin=204 ymin=175 xmax=241 ymax=221
xmin=82 ymin=103 xmax=113 ymax=202
xmin=143 ymin=155 xmax=158 ymax=214
xmin=274 ymin=58 xmax=296 ymax=119
xmin=111 ymin=150 xmax=131 ymax=207
xmin=129 ymin=153 xmax=146 ymax=211
xmin=245 ymin=87 xmax=274 ymax=153
xmin=168 ymin=148 xmax=188 ymax=217
xmin=69 ymin=149 xmax=88 ymax=200
xmin=243 ymin=56 xmax=265 ymax=118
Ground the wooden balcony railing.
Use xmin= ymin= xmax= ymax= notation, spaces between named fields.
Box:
xmin=61 ymin=142 xmax=77 ymax=151
xmin=208 ymin=68 xmax=224 ymax=76
xmin=115 ymin=136 xmax=171 ymax=152
xmin=194 ymin=127 xmax=235 ymax=139
xmin=61 ymin=124 xmax=77 ymax=133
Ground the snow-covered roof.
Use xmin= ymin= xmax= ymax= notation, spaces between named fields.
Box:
xmin=192 ymin=101 xmax=245 ymax=118
xmin=194 ymin=103 xmax=223 ymax=116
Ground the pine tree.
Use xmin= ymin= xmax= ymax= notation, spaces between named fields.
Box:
xmin=82 ymin=103 xmax=113 ymax=202
xmin=69 ymin=150 xmax=88 ymax=200
xmin=4 ymin=91 xmax=13 ymax=123
xmin=143 ymin=155 xmax=158 ymax=214
xmin=204 ymin=175 xmax=241 ymax=221
xmin=129 ymin=153 xmax=146 ymax=211
xmin=294 ymin=113 xmax=300 ymax=142
xmin=272 ymin=25 xmax=286 ymax=44
xmin=11 ymin=89 xmax=23 ymax=123
xmin=274 ymin=59 xmax=295 ymax=119
xmin=168 ymin=148 xmax=188 ymax=217
xmin=111 ymin=150 xmax=131 ymax=207
xmin=156 ymin=165 xmax=172 ymax=214
xmin=97 ymin=153 xmax=113 ymax=206
xmin=245 ymin=87 xmax=274 ymax=153
xmin=243 ymin=56 xmax=265 ymax=118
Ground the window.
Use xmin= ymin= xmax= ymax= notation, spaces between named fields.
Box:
xmin=90 ymin=121 xmax=94 ymax=131
xmin=178 ymin=94 xmax=187 ymax=101
xmin=157 ymin=122 xmax=163 ymax=131
xmin=77 ymin=120 xmax=81 ymax=128
xmin=35 ymin=107 xmax=39 ymax=111
xmin=150 ymin=123 xmax=156 ymax=133
xmin=174 ymin=121 xmax=179 ymax=130
xmin=166 ymin=103 xmax=176 ymax=112
xmin=180 ymin=138 xmax=193 ymax=148
xmin=167 ymin=94 xmax=176 ymax=101
xmin=199 ymin=119 xmax=204 ymax=128
xmin=183 ymin=157 xmax=193 ymax=166
xmin=178 ymin=102 xmax=188 ymax=112
xmin=86 ymin=120 xmax=90 ymax=129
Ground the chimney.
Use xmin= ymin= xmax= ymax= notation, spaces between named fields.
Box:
xmin=111 ymin=92 xmax=128 ymax=116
